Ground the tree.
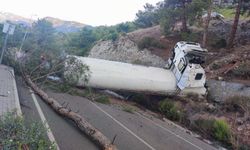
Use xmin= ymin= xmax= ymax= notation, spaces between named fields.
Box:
xmin=135 ymin=3 xmax=159 ymax=28
xmin=202 ymin=0 xmax=213 ymax=47
xmin=160 ymin=0 xmax=207 ymax=35
xmin=227 ymin=0 xmax=250 ymax=48
xmin=227 ymin=0 xmax=243 ymax=48
xmin=116 ymin=22 xmax=137 ymax=33
xmin=78 ymin=26 xmax=96 ymax=48
xmin=27 ymin=19 xmax=56 ymax=51
xmin=163 ymin=0 xmax=192 ymax=32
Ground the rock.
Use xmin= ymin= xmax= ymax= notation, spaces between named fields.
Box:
xmin=186 ymin=130 xmax=192 ymax=135
xmin=237 ymin=125 xmax=244 ymax=131
xmin=218 ymin=76 xmax=223 ymax=81
xmin=206 ymin=103 xmax=216 ymax=112
xmin=236 ymin=118 xmax=244 ymax=125
xmin=203 ymin=139 xmax=212 ymax=145
xmin=193 ymin=133 xmax=201 ymax=138
xmin=246 ymin=124 xmax=250 ymax=130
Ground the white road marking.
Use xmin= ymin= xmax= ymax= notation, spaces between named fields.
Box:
xmin=91 ymin=102 xmax=156 ymax=150
xmin=29 ymin=89 xmax=60 ymax=150
xmin=135 ymin=112 xmax=204 ymax=150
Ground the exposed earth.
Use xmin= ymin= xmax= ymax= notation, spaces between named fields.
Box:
xmin=87 ymin=21 xmax=250 ymax=148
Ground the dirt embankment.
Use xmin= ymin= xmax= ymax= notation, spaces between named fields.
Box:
xmin=88 ymin=25 xmax=180 ymax=67
xmin=87 ymin=21 xmax=250 ymax=148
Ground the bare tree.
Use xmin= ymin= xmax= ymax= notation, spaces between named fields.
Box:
xmin=181 ymin=0 xmax=188 ymax=32
xmin=227 ymin=0 xmax=243 ymax=48
xmin=202 ymin=0 xmax=213 ymax=48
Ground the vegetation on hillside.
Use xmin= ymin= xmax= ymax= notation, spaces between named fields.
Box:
xmin=135 ymin=0 xmax=250 ymax=48
xmin=0 ymin=113 xmax=55 ymax=150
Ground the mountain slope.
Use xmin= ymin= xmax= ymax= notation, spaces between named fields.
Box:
xmin=0 ymin=12 xmax=32 ymax=26
xmin=44 ymin=17 xmax=85 ymax=32
xmin=0 ymin=12 xmax=86 ymax=32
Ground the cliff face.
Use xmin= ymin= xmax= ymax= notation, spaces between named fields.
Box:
xmin=88 ymin=35 xmax=166 ymax=67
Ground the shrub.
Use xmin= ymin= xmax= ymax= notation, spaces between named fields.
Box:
xmin=138 ymin=37 xmax=165 ymax=50
xmin=55 ymin=83 xmax=72 ymax=93
xmin=185 ymin=92 xmax=200 ymax=101
xmin=193 ymin=118 xmax=215 ymax=135
xmin=180 ymin=32 xmax=199 ymax=42
xmin=95 ymin=95 xmax=110 ymax=104
xmin=225 ymin=95 xmax=250 ymax=115
xmin=211 ymin=39 xmax=227 ymax=49
xmin=0 ymin=113 xmax=55 ymax=150
xmin=192 ymin=118 xmax=232 ymax=146
xmin=132 ymin=59 xmax=144 ymax=65
xmin=122 ymin=106 xmax=134 ymax=114
xmin=211 ymin=63 xmax=221 ymax=70
xmin=229 ymin=61 xmax=250 ymax=79
xmin=213 ymin=120 xmax=231 ymax=144
xmin=159 ymin=99 xmax=182 ymax=121
xmin=130 ymin=94 xmax=153 ymax=109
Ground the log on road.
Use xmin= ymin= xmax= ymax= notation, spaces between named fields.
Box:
xmin=24 ymin=75 xmax=117 ymax=150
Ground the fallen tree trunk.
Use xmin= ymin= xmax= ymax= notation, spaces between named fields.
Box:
xmin=24 ymin=75 xmax=117 ymax=150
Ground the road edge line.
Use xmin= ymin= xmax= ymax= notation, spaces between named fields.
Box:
xmin=91 ymin=102 xmax=156 ymax=150
xmin=135 ymin=112 xmax=205 ymax=150
xmin=29 ymin=89 xmax=60 ymax=150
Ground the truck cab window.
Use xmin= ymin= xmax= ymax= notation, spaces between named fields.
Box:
xmin=195 ymin=73 xmax=203 ymax=80
xmin=178 ymin=58 xmax=186 ymax=73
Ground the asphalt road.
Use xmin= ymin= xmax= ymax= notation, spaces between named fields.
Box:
xmin=16 ymin=78 xmax=217 ymax=150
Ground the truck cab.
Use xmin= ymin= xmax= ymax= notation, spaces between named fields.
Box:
xmin=166 ymin=41 xmax=207 ymax=92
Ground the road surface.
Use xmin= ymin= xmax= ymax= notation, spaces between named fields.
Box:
xmin=16 ymin=78 xmax=217 ymax=150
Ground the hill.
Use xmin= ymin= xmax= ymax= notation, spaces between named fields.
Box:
xmin=44 ymin=17 xmax=85 ymax=32
xmin=0 ymin=12 xmax=86 ymax=32
xmin=0 ymin=12 xmax=32 ymax=26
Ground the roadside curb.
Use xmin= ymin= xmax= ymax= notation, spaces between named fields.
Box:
xmin=0 ymin=65 xmax=22 ymax=116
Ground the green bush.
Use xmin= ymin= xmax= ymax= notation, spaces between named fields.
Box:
xmin=107 ymin=32 xmax=119 ymax=41
xmin=192 ymin=118 xmax=232 ymax=146
xmin=213 ymin=120 xmax=231 ymax=144
xmin=0 ymin=113 xmax=55 ymax=150
xmin=122 ymin=106 xmax=134 ymax=114
xmin=138 ymin=37 xmax=165 ymax=50
xmin=159 ymin=100 xmax=182 ymax=121
xmin=95 ymin=95 xmax=110 ymax=104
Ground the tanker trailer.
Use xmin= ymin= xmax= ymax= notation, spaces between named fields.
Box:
xmin=65 ymin=41 xmax=207 ymax=96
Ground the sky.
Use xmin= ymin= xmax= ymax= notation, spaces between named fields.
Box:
xmin=0 ymin=0 xmax=159 ymax=26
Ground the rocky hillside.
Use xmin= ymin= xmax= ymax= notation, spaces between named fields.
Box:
xmin=88 ymin=34 xmax=166 ymax=67
xmin=88 ymin=26 xmax=176 ymax=67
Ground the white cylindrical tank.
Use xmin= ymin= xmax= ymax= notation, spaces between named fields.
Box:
xmin=76 ymin=57 xmax=177 ymax=95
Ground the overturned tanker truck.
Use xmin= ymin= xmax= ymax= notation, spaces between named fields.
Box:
xmin=67 ymin=41 xmax=208 ymax=96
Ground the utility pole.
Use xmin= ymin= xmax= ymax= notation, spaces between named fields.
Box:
xmin=19 ymin=14 xmax=37 ymax=52
xmin=0 ymin=33 xmax=9 ymax=64
xmin=0 ymin=22 xmax=15 ymax=64
xmin=18 ymin=28 xmax=28 ymax=52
